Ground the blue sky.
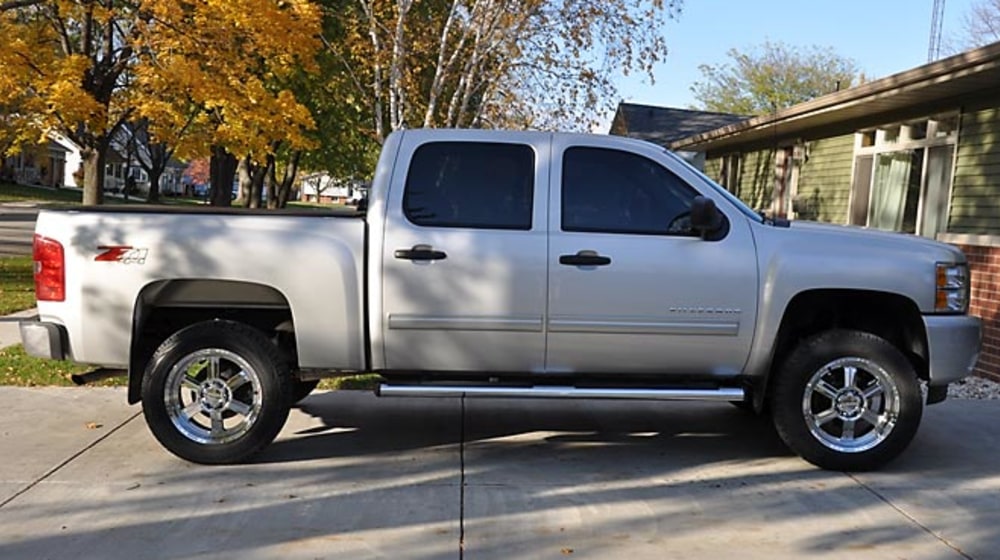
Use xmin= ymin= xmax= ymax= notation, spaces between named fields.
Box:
xmin=613 ymin=0 xmax=978 ymax=112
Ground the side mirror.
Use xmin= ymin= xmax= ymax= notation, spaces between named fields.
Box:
xmin=690 ymin=196 xmax=729 ymax=241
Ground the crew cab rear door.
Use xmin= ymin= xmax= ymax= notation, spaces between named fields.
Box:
xmin=545 ymin=136 xmax=759 ymax=376
xmin=380 ymin=132 xmax=549 ymax=373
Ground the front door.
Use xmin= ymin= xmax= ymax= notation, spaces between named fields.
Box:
xmin=545 ymin=137 xmax=758 ymax=376
xmin=381 ymin=133 xmax=549 ymax=373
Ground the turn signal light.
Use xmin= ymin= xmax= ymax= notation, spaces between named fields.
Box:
xmin=935 ymin=263 xmax=968 ymax=313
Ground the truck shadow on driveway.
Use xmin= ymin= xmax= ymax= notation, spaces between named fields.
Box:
xmin=263 ymin=392 xmax=792 ymax=468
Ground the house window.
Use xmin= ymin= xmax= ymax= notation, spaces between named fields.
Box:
xmin=720 ymin=153 xmax=741 ymax=193
xmin=849 ymin=115 xmax=957 ymax=238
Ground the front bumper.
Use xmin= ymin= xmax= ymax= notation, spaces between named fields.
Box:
xmin=19 ymin=320 xmax=67 ymax=361
xmin=923 ymin=314 xmax=982 ymax=386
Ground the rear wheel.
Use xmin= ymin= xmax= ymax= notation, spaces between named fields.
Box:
xmin=141 ymin=320 xmax=292 ymax=464
xmin=770 ymin=329 xmax=922 ymax=471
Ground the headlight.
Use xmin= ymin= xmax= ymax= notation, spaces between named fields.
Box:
xmin=936 ymin=263 xmax=969 ymax=313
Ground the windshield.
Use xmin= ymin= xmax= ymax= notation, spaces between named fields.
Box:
xmin=662 ymin=150 xmax=764 ymax=224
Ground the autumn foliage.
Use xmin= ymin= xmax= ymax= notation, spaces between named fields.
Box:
xmin=0 ymin=0 xmax=321 ymax=204
xmin=2 ymin=0 xmax=683 ymax=206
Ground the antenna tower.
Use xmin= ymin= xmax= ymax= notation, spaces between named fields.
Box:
xmin=929 ymin=0 xmax=946 ymax=62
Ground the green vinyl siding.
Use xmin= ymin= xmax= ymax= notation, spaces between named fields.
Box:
xmin=703 ymin=157 xmax=723 ymax=181
xmin=949 ymin=107 xmax=1000 ymax=234
xmin=736 ymin=148 xmax=775 ymax=211
xmin=796 ymin=135 xmax=854 ymax=224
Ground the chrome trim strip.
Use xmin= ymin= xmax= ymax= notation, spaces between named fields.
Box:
xmin=378 ymin=384 xmax=745 ymax=402
xmin=388 ymin=314 xmax=544 ymax=332
xmin=548 ymin=318 xmax=739 ymax=336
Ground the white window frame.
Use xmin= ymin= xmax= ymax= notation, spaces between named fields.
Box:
xmin=847 ymin=114 xmax=959 ymax=237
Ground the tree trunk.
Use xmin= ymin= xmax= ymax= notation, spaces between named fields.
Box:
xmin=266 ymin=153 xmax=279 ymax=210
xmin=81 ymin=147 xmax=105 ymax=206
xmin=209 ymin=146 xmax=236 ymax=207
xmin=248 ymin=159 xmax=267 ymax=209
xmin=236 ymin=154 xmax=252 ymax=207
xmin=147 ymin=168 xmax=163 ymax=204
xmin=145 ymin=143 xmax=169 ymax=204
xmin=276 ymin=151 xmax=301 ymax=209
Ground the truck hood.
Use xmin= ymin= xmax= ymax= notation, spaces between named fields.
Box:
xmin=749 ymin=219 xmax=968 ymax=314
xmin=785 ymin=221 xmax=967 ymax=263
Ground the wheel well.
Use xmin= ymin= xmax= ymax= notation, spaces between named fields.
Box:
xmin=768 ymin=290 xmax=928 ymax=386
xmin=127 ymin=279 xmax=297 ymax=404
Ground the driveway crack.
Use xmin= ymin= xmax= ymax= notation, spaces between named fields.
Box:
xmin=459 ymin=395 xmax=466 ymax=559
xmin=0 ymin=409 xmax=142 ymax=510
xmin=847 ymin=472 xmax=975 ymax=560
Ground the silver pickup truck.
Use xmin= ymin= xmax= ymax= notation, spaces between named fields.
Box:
xmin=21 ymin=130 xmax=981 ymax=470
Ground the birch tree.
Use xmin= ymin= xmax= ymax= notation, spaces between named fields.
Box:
xmin=321 ymin=0 xmax=681 ymax=142
xmin=961 ymin=0 xmax=1000 ymax=48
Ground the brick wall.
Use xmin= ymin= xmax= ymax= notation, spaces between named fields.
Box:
xmin=956 ymin=244 xmax=1000 ymax=382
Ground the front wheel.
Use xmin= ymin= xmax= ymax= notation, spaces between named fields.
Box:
xmin=141 ymin=320 xmax=292 ymax=464
xmin=770 ymin=330 xmax=923 ymax=471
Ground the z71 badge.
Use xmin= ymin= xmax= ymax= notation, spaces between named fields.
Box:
xmin=95 ymin=246 xmax=148 ymax=265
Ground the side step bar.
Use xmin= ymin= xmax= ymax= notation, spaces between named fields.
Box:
xmin=377 ymin=384 xmax=744 ymax=402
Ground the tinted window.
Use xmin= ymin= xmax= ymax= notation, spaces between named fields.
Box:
xmin=562 ymin=147 xmax=698 ymax=235
xmin=404 ymin=142 xmax=534 ymax=230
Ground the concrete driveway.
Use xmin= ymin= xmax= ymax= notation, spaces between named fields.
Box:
xmin=0 ymin=388 xmax=997 ymax=559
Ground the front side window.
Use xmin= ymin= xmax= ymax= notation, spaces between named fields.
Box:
xmin=404 ymin=142 xmax=534 ymax=230
xmin=562 ymin=147 xmax=698 ymax=235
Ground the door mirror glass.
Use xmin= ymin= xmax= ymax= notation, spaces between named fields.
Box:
xmin=690 ymin=196 xmax=729 ymax=241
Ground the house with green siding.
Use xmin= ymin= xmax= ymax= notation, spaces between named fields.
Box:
xmin=615 ymin=41 xmax=1000 ymax=381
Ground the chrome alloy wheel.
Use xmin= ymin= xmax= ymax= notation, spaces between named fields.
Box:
xmin=802 ymin=357 xmax=901 ymax=454
xmin=164 ymin=349 xmax=263 ymax=445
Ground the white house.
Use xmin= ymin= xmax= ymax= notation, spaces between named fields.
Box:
xmin=299 ymin=173 xmax=366 ymax=204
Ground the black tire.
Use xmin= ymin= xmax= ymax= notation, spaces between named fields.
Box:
xmin=141 ymin=320 xmax=292 ymax=464
xmin=770 ymin=329 xmax=922 ymax=471
xmin=291 ymin=379 xmax=320 ymax=404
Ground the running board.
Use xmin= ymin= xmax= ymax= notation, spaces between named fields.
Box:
xmin=377 ymin=384 xmax=744 ymax=402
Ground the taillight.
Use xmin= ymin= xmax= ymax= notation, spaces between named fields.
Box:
xmin=33 ymin=234 xmax=65 ymax=302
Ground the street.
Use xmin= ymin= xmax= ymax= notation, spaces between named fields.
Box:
xmin=0 ymin=204 xmax=38 ymax=256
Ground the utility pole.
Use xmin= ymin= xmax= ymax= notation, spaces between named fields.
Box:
xmin=929 ymin=0 xmax=946 ymax=62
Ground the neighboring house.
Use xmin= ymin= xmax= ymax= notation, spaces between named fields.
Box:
xmin=49 ymin=132 xmax=82 ymax=187
xmin=105 ymin=124 xmax=186 ymax=195
xmin=661 ymin=40 xmax=1000 ymax=382
xmin=299 ymin=172 xmax=366 ymax=204
xmin=610 ymin=103 xmax=748 ymax=168
xmin=1 ymin=135 xmax=72 ymax=188
xmin=3 ymin=127 xmax=185 ymax=196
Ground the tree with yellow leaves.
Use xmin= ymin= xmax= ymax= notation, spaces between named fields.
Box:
xmin=0 ymin=0 xmax=321 ymax=205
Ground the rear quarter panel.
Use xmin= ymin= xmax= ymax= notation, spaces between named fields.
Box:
xmin=34 ymin=209 xmax=366 ymax=369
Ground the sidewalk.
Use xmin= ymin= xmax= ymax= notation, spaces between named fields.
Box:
xmin=0 ymin=308 xmax=36 ymax=349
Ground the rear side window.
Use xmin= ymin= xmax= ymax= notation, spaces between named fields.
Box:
xmin=562 ymin=147 xmax=698 ymax=235
xmin=404 ymin=142 xmax=534 ymax=230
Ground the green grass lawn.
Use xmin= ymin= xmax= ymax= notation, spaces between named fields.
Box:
xmin=0 ymin=339 xmax=379 ymax=389
xmin=0 ymin=255 xmax=36 ymax=315
xmin=0 ymin=344 xmax=108 ymax=386
xmin=319 ymin=373 xmax=383 ymax=391
xmin=0 ymin=182 xmax=83 ymax=203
